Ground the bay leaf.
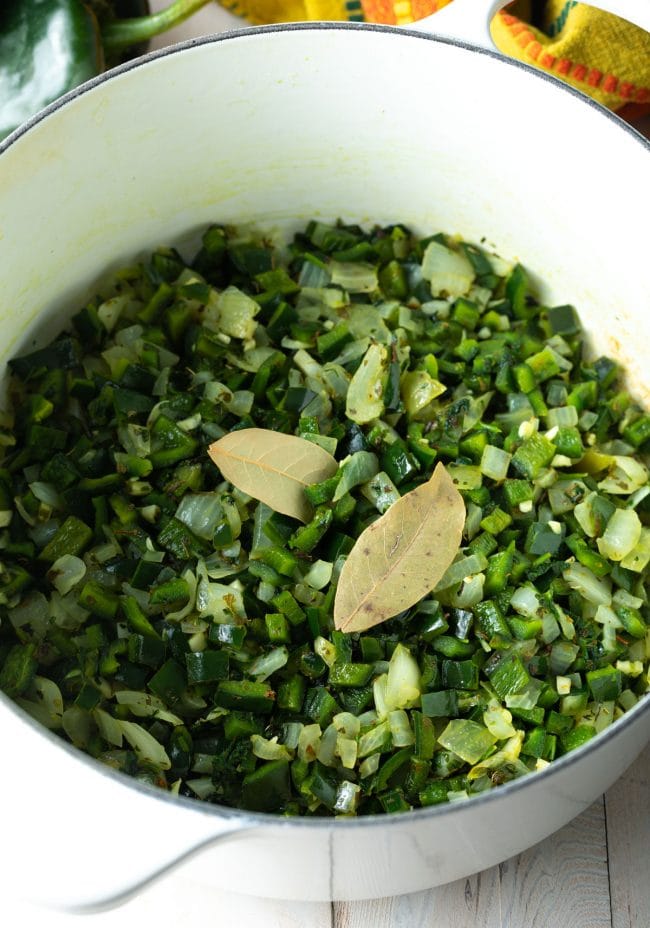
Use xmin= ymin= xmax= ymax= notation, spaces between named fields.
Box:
xmin=207 ymin=428 xmax=338 ymax=523
xmin=334 ymin=462 xmax=465 ymax=633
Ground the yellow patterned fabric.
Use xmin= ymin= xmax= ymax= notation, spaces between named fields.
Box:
xmin=218 ymin=0 xmax=650 ymax=113
xmin=493 ymin=2 xmax=649 ymax=111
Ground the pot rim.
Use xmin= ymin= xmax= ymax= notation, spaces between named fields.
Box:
xmin=0 ymin=20 xmax=648 ymax=832
xmin=2 ymin=681 xmax=649 ymax=830
xmin=1 ymin=21 xmax=649 ymax=155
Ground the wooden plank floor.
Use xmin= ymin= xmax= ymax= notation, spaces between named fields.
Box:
xmin=331 ymin=741 xmax=650 ymax=928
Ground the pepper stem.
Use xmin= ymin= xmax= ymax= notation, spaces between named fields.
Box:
xmin=102 ymin=0 xmax=215 ymax=53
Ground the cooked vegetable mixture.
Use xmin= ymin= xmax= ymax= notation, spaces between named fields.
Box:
xmin=0 ymin=220 xmax=649 ymax=816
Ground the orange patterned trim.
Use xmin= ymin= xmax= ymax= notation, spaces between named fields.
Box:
xmin=497 ymin=11 xmax=650 ymax=105
xmin=510 ymin=22 xmax=527 ymax=36
xmin=603 ymin=74 xmax=618 ymax=93
xmin=410 ymin=0 xmax=439 ymax=21
xmin=360 ymin=0 xmax=397 ymax=23
xmin=516 ymin=29 xmax=535 ymax=49
xmin=527 ymin=40 xmax=542 ymax=60
xmin=587 ymin=68 xmax=603 ymax=88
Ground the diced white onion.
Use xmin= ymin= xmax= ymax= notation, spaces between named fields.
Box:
xmin=317 ymin=724 xmax=339 ymax=767
xmin=421 ymin=241 xmax=475 ymax=298
xmin=563 ymin=562 xmax=612 ymax=606
xmin=215 ymin=286 xmax=260 ymax=339
xmin=114 ymin=691 xmax=183 ymax=725
xmin=480 ymin=444 xmax=511 ymax=481
xmin=620 ymin=526 xmax=650 ymax=572
xmin=358 ymin=719 xmax=391 ymax=758
xmin=330 ymin=261 xmax=378 ymax=294
xmin=596 ymin=508 xmax=642 ymax=561
xmin=358 ymin=753 xmax=381 ymax=779
xmin=435 ymin=553 xmax=488 ymax=592
xmin=15 ymin=676 xmax=63 ymax=730
xmin=47 ymin=554 xmax=86 ymax=595
xmin=248 ymin=646 xmax=288 ymax=681
xmin=9 ymin=591 xmax=50 ymax=635
xmin=251 ymin=734 xmax=293 ymax=761
xmin=598 ymin=456 xmax=649 ymax=495
xmin=297 ymin=723 xmax=322 ymax=763
xmin=333 ymin=712 xmax=361 ymax=739
xmin=510 ymin=584 xmax=542 ymax=618
xmin=388 ymin=709 xmax=415 ymax=746
xmin=384 ymin=644 xmax=421 ymax=714
xmin=333 ymin=780 xmax=362 ymax=814
xmin=314 ymin=636 xmax=337 ymax=668
xmin=483 ymin=703 xmax=516 ymax=739
xmin=449 ymin=573 xmax=485 ymax=609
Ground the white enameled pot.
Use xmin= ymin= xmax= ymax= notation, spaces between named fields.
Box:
xmin=0 ymin=0 xmax=648 ymax=912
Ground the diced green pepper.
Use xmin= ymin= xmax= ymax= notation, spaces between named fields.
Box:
xmin=420 ymin=689 xmax=459 ymax=717
xmin=38 ymin=516 xmax=93 ymax=562
xmin=186 ymin=649 xmax=229 ymax=684
xmin=242 ymin=760 xmax=291 ymax=812
xmin=586 ymin=666 xmax=622 ymax=702
xmin=215 ymin=680 xmax=276 ymax=714
xmin=0 ymin=644 xmax=37 ymax=698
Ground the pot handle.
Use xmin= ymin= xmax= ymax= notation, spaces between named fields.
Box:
xmin=409 ymin=0 xmax=650 ymax=49
xmin=0 ymin=696 xmax=258 ymax=912
xmin=67 ymin=817 xmax=259 ymax=914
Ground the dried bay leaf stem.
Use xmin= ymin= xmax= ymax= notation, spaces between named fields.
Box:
xmin=334 ymin=462 xmax=465 ymax=633
xmin=208 ymin=428 xmax=338 ymax=523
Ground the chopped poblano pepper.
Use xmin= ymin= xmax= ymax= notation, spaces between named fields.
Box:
xmin=0 ymin=219 xmax=648 ymax=816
